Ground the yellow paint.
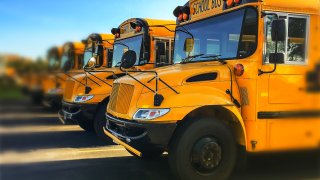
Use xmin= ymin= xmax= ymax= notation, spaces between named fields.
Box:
xmin=105 ymin=0 xmax=320 ymax=153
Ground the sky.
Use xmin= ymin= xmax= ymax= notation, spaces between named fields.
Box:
xmin=0 ymin=0 xmax=185 ymax=60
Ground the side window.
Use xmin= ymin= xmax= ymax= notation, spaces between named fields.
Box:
xmin=78 ymin=55 xmax=84 ymax=69
xmin=107 ymin=49 xmax=113 ymax=68
xmin=287 ymin=17 xmax=307 ymax=62
xmin=265 ymin=13 xmax=308 ymax=64
xmin=155 ymin=39 xmax=173 ymax=67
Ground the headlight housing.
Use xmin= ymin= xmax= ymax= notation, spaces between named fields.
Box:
xmin=74 ymin=95 xmax=94 ymax=103
xmin=133 ymin=108 xmax=170 ymax=120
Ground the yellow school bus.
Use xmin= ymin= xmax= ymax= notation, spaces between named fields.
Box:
xmin=61 ymin=19 xmax=175 ymax=141
xmin=104 ymin=0 xmax=320 ymax=179
xmin=26 ymin=47 xmax=63 ymax=104
xmin=60 ymin=33 xmax=115 ymax=127
xmin=36 ymin=47 xmax=63 ymax=103
xmin=43 ymin=42 xmax=84 ymax=109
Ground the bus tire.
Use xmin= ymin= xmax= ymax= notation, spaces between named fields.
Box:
xmin=169 ymin=118 xmax=236 ymax=180
xmin=93 ymin=101 xmax=111 ymax=142
xmin=77 ymin=119 xmax=94 ymax=132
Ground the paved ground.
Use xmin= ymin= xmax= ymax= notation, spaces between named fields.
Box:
xmin=0 ymin=99 xmax=319 ymax=180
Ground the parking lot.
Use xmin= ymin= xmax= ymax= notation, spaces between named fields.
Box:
xmin=0 ymin=99 xmax=319 ymax=180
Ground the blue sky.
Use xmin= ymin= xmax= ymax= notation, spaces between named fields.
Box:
xmin=0 ymin=0 xmax=185 ymax=59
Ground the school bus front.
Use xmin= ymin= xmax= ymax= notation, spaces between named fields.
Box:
xmin=43 ymin=42 xmax=84 ymax=109
xmin=61 ymin=19 xmax=175 ymax=141
xmin=104 ymin=0 xmax=320 ymax=179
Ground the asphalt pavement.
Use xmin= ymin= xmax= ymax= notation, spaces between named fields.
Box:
xmin=0 ymin=99 xmax=319 ymax=180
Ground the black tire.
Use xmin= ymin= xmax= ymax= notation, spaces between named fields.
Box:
xmin=31 ymin=95 xmax=42 ymax=105
xmin=126 ymin=148 xmax=164 ymax=160
xmin=93 ymin=101 xmax=111 ymax=142
xmin=169 ymin=118 xmax=236 ymax=180
xmin=77 ymin=118 xmax=94 ymax=132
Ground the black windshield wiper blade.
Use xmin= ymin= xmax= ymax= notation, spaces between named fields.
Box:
xmin=201 ymin=54 xmax=227 ymax=64
xmin=200 ymin=54 xmax=222 ymax=59
xmin=180 ymin=54 xmax=204 ymax=64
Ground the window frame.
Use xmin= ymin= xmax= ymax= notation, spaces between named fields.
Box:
xmin=263 ymin=12 xmax=310 ymax=65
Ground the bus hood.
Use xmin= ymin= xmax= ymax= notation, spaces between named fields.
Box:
xmin=114 ymin=62 xmax=232 ymax=93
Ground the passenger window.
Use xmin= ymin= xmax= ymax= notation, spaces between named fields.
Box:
xmin=287 ymin=17 xmax=307 ymax=62
xmin=265 ymin=14 xmax=308 ymax=64
xmin=107 ymin=49 xmax=113 ymax=68
xmin=78 ymin=55 xmax=84 ymax=69
xmin=155 ymin=39 xmax=173 ymax=67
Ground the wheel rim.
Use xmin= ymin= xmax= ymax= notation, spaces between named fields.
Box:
xmin=191 ymin=137 xmax=222 ymax=174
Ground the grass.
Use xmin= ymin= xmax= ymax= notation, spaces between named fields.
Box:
xmin=0 ymin=87 xmax=25 ymax=100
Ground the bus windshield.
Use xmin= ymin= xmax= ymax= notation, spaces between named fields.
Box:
xmin=60 ymin=53 xmax=74 ymax=70
xmin=83 ymin=48 xmax=93 ymax=68
xmin=173 ymin=7 xmax=258 ymax=64
xmin=48 ymin=55 xmax=59 ymax=71
xmin=112 ymin=35 xmax=143 ymax=67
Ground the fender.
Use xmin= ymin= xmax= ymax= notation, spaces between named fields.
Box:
xmin=136 ymin=84 xmax=247 ymax=146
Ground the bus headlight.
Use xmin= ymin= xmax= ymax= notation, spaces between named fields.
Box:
xmin=74 ymin=95 xmax=94 ymax=103
xmin=133 ymin=109 xmax=170 ymax=120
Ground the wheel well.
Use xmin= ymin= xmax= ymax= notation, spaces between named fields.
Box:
xmin=173 ymin=105 xmax=246 ymax=147
xmin=98 ymin=96 xmax=110 ymax=106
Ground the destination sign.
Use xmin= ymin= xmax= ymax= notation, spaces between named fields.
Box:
xmin=190 ymin=0 xmax=224 ymax=19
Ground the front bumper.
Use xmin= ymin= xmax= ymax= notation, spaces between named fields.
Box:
xmin=43 ymin=94 xmax=62 ymax=108
xmin=104 ymin=113 xmax=177 ymax=152
xmin=59 ymin=101 xmax=98 ymax=124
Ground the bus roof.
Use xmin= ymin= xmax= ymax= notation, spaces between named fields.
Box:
xmin=114 ymin=18 xmax=176 ymax=39
xmin=62 ymin=42 xmax=85 ymax=54
xmin=87 ymin=33 xmax=114 ymax=49
xmin=181 ymin=0 xmax=319 ymax=23
xmin=262 ymin=0 xmax=320 ymax=14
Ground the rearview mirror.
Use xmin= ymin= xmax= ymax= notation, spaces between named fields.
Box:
xmin=86 ymin=57 xmax=96 ymax=69
xmin=271 ymin=19 xmax=286 ymax=42
xmin=121 ymin=50 xmax=136 ymax=69
xmin=269 ymin=53 xmax=285 ymax=64
xmin=184 ymin=38 xmax=194 ymax=53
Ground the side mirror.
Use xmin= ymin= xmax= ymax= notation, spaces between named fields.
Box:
xmin=121 ymin=50 xmax=136 ymax=69
xmin=271 ymin=19 xmax=286 ymax=42
xmin=184 ymin=38 xmax=194 ymax=53
xmin=269 ymin=53 xmax=285 ymax=64
xmin=86 ymin=57 xmax=96 ymax=69
xmin=156 ymin=42 xmax=166 ymax=56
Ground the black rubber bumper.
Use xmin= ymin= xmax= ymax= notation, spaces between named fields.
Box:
xmin=105 ymin=113 xmax=177 ymax=151
xmin=60 ymin=101 xmax=98 ymax=124
xmin=43 ymin=94 xmax=62 ymax=109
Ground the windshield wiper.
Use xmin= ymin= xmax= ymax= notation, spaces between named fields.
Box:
xmin=180 ymin=54 xmax=204 ymax=64
xmin=200 ymin=54 xmax=222 ymax=59
xmin=200 ymin=54 xmax=227 ymax=64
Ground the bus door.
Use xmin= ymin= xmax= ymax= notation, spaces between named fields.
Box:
xmin=257 ymin=12 xmax=319 ymax=150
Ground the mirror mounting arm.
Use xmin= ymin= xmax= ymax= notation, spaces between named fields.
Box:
xmin=259 ymin=12 xmax=281 ymax=76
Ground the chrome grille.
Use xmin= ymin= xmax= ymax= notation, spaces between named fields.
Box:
xmin=109 ymin=83 xmax=134 ymax=114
